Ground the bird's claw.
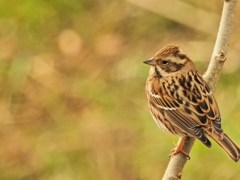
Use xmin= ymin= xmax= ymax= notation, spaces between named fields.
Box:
xmin=169 ymin=143 xmax=190 ymax=160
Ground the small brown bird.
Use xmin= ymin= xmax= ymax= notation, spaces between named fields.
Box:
xmin=144 ymin=44 xmax=240 ymax=162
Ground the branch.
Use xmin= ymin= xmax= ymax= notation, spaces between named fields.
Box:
xmin=126 ymin=0 xmax=219 ymax=36
xmin=203 ymin=0 xmax=238 ymax=90
xmin=162 ymin=0 xmax=239 ymax=179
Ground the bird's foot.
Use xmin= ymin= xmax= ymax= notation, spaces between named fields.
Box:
xmin=169 ymin=137 xmax=190 ymax=159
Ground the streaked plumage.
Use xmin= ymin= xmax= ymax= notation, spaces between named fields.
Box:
xmin=144 ymin=44 xmax=240 ymax=162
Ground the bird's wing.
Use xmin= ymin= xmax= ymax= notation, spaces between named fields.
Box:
xmin=149 ymin=70 xmax=222 ymax=147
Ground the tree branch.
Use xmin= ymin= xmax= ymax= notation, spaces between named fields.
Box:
xmin=162 ymin=0 xmax=239 ymax=179
xmin=126 ymin=0 xmax=219 ymax=36
xmin=203 ymin=0 xmax=238 ymax=91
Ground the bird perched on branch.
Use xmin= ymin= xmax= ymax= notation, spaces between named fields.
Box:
xmin=144 ymin=44 xmax=240 ymax=162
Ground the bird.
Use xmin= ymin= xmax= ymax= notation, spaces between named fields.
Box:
xmin=144 ymin=44 xmax=240 ymax=162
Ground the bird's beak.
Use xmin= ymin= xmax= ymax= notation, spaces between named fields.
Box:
xmin=143 ymin=57 xmax=156 ymax=66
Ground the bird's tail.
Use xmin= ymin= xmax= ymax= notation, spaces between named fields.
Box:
xmin=209 ymin=132 xmax=240 ymax=162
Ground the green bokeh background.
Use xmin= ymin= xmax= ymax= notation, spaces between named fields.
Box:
xmin=0 ymin=0 xmax=240 ymax=179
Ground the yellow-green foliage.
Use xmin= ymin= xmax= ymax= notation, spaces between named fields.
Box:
xmin=0 ymin=0 xmax=240 ymax=179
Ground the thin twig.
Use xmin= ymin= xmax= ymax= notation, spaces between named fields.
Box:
xmin=203 ymin=0 xmax=238 ymax=91
xmin=126 ymin=0 xmax=219 ymax=35
xmin=162 ymin=0 xmax=238 ymax=179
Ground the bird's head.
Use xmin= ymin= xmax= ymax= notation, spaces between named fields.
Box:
xmin=144 ymin=44 xmax=191 ymax=77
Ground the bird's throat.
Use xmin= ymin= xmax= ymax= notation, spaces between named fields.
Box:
xmin=154 ymin=67 xmax=162 ymax=78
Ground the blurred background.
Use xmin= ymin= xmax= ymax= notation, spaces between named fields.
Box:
xmin=0 ymin=0 xmax=240 ymax=179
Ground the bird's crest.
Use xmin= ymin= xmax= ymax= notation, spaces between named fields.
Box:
xmin=155 ymin=44 xmax=180 ymax=58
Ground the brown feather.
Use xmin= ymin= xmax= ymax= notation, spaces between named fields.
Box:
xmin=145 ymin=44 xmax=240 ymax=161
xmin=208 ymin=133 xmax=240 ymax=162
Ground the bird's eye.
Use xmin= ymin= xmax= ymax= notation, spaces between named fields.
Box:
xmin=162 ymin=60 xmax=168 ymax=65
